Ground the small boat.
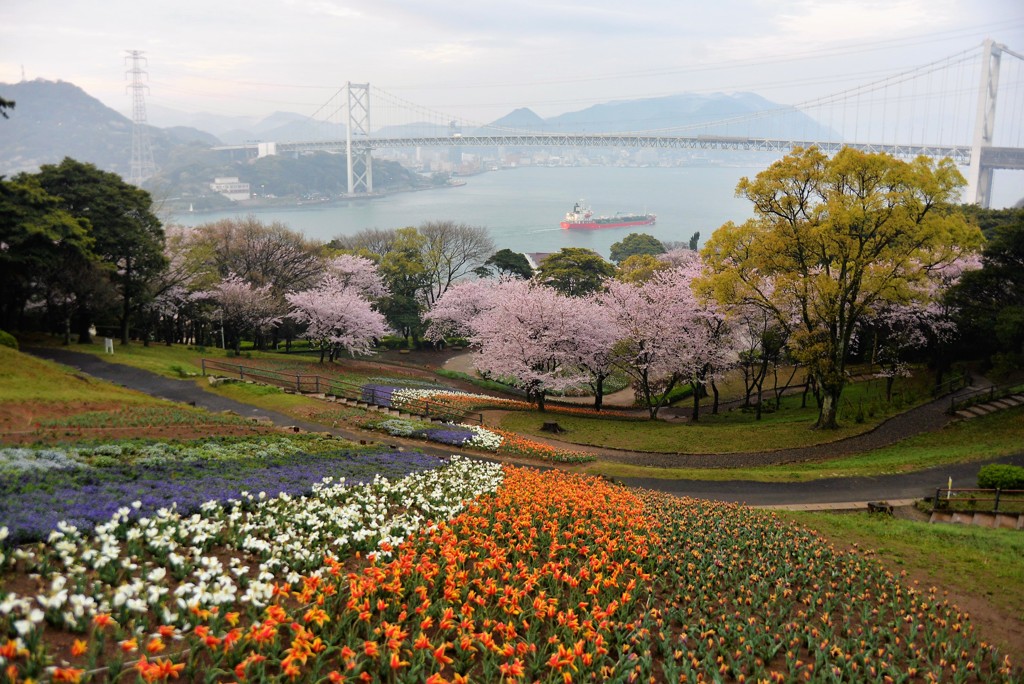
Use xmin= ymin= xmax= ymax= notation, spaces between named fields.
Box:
xmin=560 ymin=200 xmax=655 ymax=230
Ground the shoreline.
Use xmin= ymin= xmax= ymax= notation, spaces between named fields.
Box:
xmin=164 ymin=180 xmax=472 ymax=219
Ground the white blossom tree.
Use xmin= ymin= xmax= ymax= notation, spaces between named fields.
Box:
xmin=204 ymin=273 xmax=282 ymax=353
xmin=286 ymin=273 xmax=390 ymax=361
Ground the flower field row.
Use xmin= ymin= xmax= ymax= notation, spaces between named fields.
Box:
xmin=0 ymin=437 xmax=444 ymax=545
xmin=34 ymin=406 xmax=255 ymax=430
xmin=1 ymin=452 xmax=503 ymax=680
xmin=366 ymin=418 xmax=597 ymax=463
xmin=3 ymin=464 xmax=1016 ymax=682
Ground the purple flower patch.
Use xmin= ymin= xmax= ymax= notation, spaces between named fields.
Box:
xmin=414 ymin=427 xmax=475 ymax=447
xmin=0 ymin=449 xmax=443 ymax=545
xmin=360 ymin=384 xmax=399 ymax=407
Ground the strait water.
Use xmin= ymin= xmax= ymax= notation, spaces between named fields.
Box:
xmin=170 ymin=163 xmax=1022 ymax=257
xmin=169 ymin=165 xmax=770 ymax=258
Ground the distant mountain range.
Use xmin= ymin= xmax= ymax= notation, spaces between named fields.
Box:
xmin=0 ymin=78 xmax=834 ymax=181
xmin=147 ymin=104 xmax=348 ymax=145
xmin=479 ymin=92 xmax=833 ymax=139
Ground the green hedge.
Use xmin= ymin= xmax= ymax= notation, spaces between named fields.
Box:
xmin=977 ymin=464 xmax=1024 ymax=490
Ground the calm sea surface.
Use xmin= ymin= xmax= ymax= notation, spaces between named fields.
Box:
xmin=169 ymin=165 xmax=771 ymax=258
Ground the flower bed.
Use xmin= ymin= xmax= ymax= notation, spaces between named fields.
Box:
xmin=34 ymin=406 xmax=254 ymax=429
xmin=366 ymin=418 xmax=594 ymax=463
xmin=489 ymin=427 xmax=597 ymax=463
xmin=0 ymin=453 xmax=503 ymax=680
xmin=3 ymin=466 xmax=1015 ymax=682
xmin=0 ymin=438 xmax=444 ymax=546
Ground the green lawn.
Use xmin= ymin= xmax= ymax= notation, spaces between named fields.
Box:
xmin=503 ymin=397 xmax=866 ymax=454
xmin=25 ymin=335 xmax=419 ymax=388
xmin=0 ymin=345 xmax=164 ymax=405
xmin=24 ymin=335 xmax=224 ymax=379
xmin=584 ymin=406 xmax=1024 ymax=482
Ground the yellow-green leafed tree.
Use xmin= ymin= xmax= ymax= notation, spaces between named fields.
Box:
xmin=701 ymin=146 xmax=982 ymax=429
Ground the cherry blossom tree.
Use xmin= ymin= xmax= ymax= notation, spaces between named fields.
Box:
xmin=657 ymin=255 xmax=734 ymax=421
xmin=602 ymin=257 xmax=734 ymax=420
xmin=327 ymin=253 xmax=388 ymax=299
xmin=203 ymin=273 xmax=282 ymax=353
xmin=601 ymin=274 xmax=690 ymax=418
xmin=286 ymin=274 xmax=390 ymax=361
xmin=569 ymin=296 xmax=621 ymax=411
xmin=474 ymin=280 xmax=594 ymax=410
xmin=424 ymin=278 xmax=502 ymax=342
xmin=868 ymin=255 xmax=980 ymax=399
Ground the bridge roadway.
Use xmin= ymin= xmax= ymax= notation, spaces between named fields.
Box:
xmin=219 ymin=135 xmax=1024 ymax=170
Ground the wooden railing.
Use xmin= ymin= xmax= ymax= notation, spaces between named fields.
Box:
xmin=200 ymin=359 xmax=483 ymax=425
xmin=932 ymin=487 xmax=1024 ymax=514
xmin=949 ymin=382 xmax=1023 ymax=414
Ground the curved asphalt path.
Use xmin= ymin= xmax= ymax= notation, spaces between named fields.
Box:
xmin=25 ymin=347 xmax=1024 ymax=508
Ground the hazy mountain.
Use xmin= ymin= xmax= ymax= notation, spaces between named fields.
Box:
xmin=477 ymin=107 xmax=548 ymax=133
xmin=376 ymin=122 xmax=450 ymax=138
xmin=0 ymin=79 xmax=217 ymax=176
xmin=147 ymin=104 xmax=257 ymax=136
xmin=219 ymin=112 xmax=348 ymax=145
xmin=149 ymin=105 xmax=347 ymax=144
xmin=495 ymin=92 xmax=837 ymax=140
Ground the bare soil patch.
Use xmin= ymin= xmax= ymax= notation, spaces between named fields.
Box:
xmin=0 ymin=400 xmax=280 ymax=446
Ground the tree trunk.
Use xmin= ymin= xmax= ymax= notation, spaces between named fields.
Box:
xmin=76 ymin=315 xmax=92 ymax=344
xmin=741 ymin=363 xmax=754 ymax=408
xmin=536 ymin=391 xmax=546 ymax=412
xmin=711 ymin=379 xmax=720 ymax=415
xmin=755 ymin=379 xmax=763 ymax=420
xmin=690 ymin=381 xmax=701 ymax=422
xmin=593 ymin=375 xmax=604 ymax=411
xmin=816 ymin=384 xmax=842 ymax=429
xmin=120 ymin=259 xmax=132 ymax=346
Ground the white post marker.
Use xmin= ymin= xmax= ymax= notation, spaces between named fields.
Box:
xmin=104 ymin=338 xmax=114 ymax=354
xmin=947 ymin=477 xmax=952 ymax=499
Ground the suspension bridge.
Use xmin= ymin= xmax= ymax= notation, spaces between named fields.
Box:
xmin=219 ymin=39 xmax=1024 ymax=207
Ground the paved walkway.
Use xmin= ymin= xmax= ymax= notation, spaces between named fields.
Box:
xmin=24 ymin=347 xmax=1024 ymax=510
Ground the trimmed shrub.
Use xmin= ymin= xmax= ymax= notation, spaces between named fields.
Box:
xmin=977 ymin=464 xmax=1024 ymax=490
xmin=0 ymin=330 xmax=18 ymax=351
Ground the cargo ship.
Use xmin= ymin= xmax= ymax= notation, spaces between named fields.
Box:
xmin=560 ymin=200 xmax=656 ymax=230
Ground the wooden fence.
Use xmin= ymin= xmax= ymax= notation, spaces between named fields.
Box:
xmin=932 ymin=487 xmax=1024 ymax=514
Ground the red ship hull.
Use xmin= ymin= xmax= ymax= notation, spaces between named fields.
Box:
xmin=560 ymin=216 xmax=657 ymax=230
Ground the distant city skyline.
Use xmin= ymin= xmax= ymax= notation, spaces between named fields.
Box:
xmin=1 ymin=0 xmax=1022 ymax=126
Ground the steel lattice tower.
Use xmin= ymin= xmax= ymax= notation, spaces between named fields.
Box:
xmin=125 ymin=50 xmax=156 ymax=185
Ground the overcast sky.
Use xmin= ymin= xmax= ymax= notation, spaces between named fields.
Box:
xmin=2 ymin=0 xmax=1022 ymax=125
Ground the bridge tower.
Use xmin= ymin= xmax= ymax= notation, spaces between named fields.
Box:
xmin=346 ymin=83 xmax=373 ymax=194
xmin=967 ymin=39 xmax=1002 ymax=208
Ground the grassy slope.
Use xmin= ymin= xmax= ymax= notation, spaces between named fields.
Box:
xmin=585 ymin=405 xmax=1024 ymax=482
xmin=0 ymin=345 xmax=163 ymax=405
xmin=501 ymin=378 xmax=918 ymax=454
xmin=7 ymin=340 xmax=1023 ymax=657
xmin=777 ymin=510 xmax=1024 ymax=657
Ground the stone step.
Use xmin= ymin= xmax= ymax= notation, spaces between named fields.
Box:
xmin=930 ymin=510 xmax=1024 ymax=529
